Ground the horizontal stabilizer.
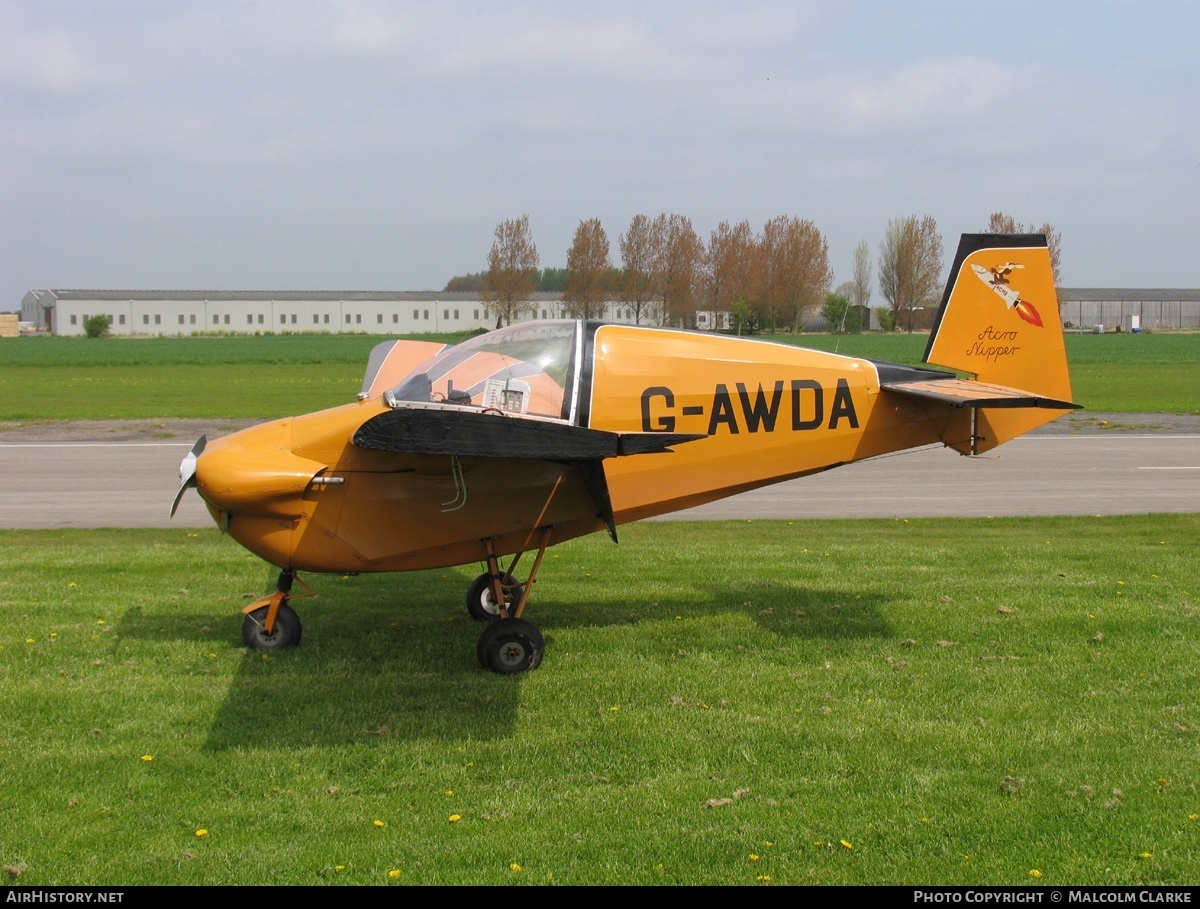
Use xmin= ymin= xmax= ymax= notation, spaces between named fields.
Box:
xmin=354 ymin=408 xmax=705 ymax=461
xmin=883 ymin=378 xmax=1079 ymax=411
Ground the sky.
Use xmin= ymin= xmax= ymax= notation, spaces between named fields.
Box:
xmin=2 ymin=0 xmax=1198 ymax=309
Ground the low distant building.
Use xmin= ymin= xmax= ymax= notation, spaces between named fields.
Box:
xmin=20 ymin=290 xmax=650 ymax=337
xmin=1058 ymin=288 xmax=1200 ymax=331
xmin=687 ymin=310 xmax=732 ymax=332
xmin=19 ymin=287 xmax=1200 ymax=337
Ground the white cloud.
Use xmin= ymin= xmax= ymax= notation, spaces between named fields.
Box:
xmin=0 ymin=8 xmax=118 ymax=93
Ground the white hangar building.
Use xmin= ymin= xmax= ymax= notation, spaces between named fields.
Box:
xmin=20 ymin=289 xmax=645 ymax=337
xmin=20 ymin=287 xmax=1200 ymax=337
xmin=1057 ymin=289 xmax=1200 ymax=331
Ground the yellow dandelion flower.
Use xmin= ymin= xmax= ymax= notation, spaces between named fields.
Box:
xmin=609 ymin=706 xmax=619 ymax=712
xmin=748 ymin=854 xmax=759 ymax=862
xmin=840 ymin=840 xmax=853 ymax=850
xmin=449 ymin=814 xmax=461 ymax=823
xmin=444 ymin=790 xmax=454 ymax=796
xmin=373 ymin=819 xmax=385 ymax=828
xmin=510 ymin=863 xmax=523 ymax=873
xmin=1029 ymin=869 xmax=1043 ymax=879
xmin=141 ymin=754 xmax=153 ymax=762
xmin=763 ymin=841 xmax=774 ymax=847
xmin=96 ymin=620 xmax=104 ymax=625
xmin=1140 ymin=852 xmax=1152 ymax=859
xmin=195 ymin=829 xmax=208 ymax=838
xmin=25 ymin=638 xmax=34 ymax=644
xmin=49 ymin=633 xmax=57 ymax=638
xmin=69 ymin=582 xmax=77 ymax=588
xmin=1188 ymin=814 xmax=1199 ymax=821
xmin=388 ymin=869 xmax=402 ymax=880
xmin=757 ymin=875 xmax=772 ymax=882
xmin=334 ymin=865 xmax=345 ymax=871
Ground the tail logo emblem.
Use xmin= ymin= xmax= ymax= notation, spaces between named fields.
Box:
xmin=971 ymin=263 xmax=1044 ymax=328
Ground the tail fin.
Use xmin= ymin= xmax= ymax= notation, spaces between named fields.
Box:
xmin=923 ymin=233 xmax=1077 ymax=454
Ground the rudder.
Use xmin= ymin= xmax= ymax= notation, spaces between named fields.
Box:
xmin=924 ymin=234 xmax=1075 ymax=453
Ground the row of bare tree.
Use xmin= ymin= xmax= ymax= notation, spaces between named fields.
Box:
xmin=480 ymin=212 xmax=1059 ymax=332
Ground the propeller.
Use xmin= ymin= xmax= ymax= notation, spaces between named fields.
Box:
xmin=169 ymin=435 xmax=206 ymax=518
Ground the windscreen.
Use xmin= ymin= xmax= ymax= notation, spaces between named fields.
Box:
xmin=388 ymin=321 xmax=578 ymax=421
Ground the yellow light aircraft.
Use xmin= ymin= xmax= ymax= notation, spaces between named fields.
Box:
xmin=173 ymin=233 xmax=1075 ymax=673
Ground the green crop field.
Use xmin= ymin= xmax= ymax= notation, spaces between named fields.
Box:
xmin=2 ymin=330 xmax=1196 ymax=421
xmin=1 ymin=517 xmax=1198 ymax=886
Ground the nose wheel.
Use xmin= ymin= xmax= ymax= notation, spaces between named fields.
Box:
xmin=243 ymin=602 xmax=302 ymax=650
xmin=241 ymin=570 xmax=308 ymax=652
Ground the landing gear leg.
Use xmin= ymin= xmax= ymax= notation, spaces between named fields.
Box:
xmin=242 ymin=569 xmax=308 ymax=651
xmin=475 ymin=529 xmax=553 ymax=674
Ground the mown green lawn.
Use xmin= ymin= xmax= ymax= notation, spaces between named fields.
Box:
xmin=2 ymin=517 xmax=1197 ymax=885
xmin=2 ymin=331 xmax=1196 ymax=420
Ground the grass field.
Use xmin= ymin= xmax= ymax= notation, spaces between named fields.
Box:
xmin=2 ymin=517 xmax=1198 ymax=885
xmin=1 ymin=331 xmax=1197 ymax=420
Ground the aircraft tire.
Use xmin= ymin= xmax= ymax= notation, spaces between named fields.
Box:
xmin=242 ymin=603 xmax=303 ymax=651
xmin=466 ymin=573 xmax=523 ymax=622
xmin=477 ymin=619 xmax=544 ymax=674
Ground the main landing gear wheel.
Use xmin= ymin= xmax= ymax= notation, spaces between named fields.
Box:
xmin=242 ymin=603 xmax=303 ymax=651
xmin=477 ymin=619 xmax=544 ymax=675
xmin=465 ymin=573 xmax=524 ymax=622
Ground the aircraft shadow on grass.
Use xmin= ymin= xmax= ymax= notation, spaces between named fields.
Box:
xmin=112 ymin=568 xmax=893 ymax=750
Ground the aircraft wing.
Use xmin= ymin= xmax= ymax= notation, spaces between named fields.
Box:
xmin=882 ymin=377 xmax=1079 ymax=410
xmin=353 ymin=407 xmax=705 ymax=542
xmin=353 ymin=407 xmax=704 ymax=458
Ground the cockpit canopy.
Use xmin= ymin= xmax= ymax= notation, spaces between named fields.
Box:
xmin=387 ymin=320 xmax=581 ymax=422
